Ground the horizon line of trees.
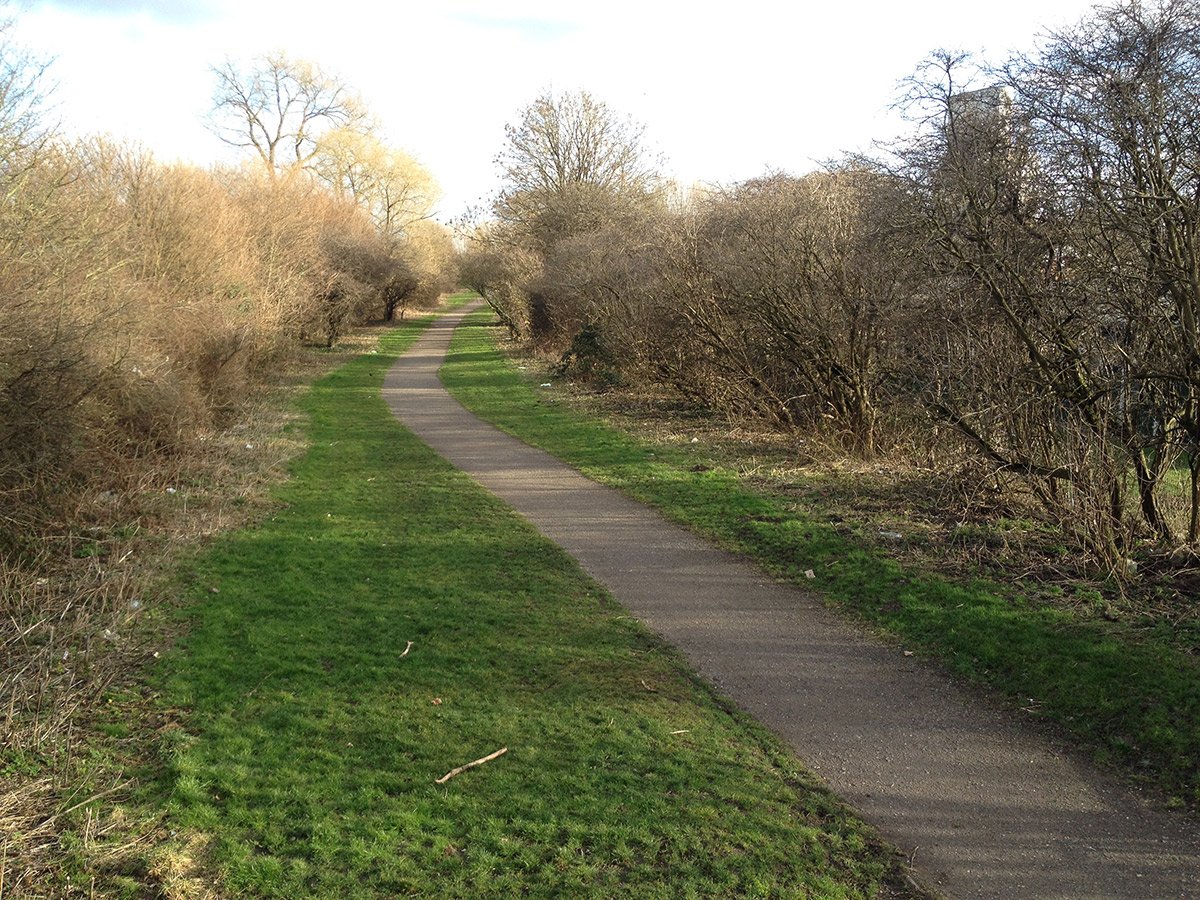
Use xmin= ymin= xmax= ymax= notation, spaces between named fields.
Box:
xmin=463 ymin=0 xmax=1200 ymax=576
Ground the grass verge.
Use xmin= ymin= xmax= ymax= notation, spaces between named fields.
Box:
xmin=2 ymin=321 xmax=408 ymax=896
xmin=131 ymin=300 xmax=920 ymax=897
xmin=440 ymin=307 xmax=1200 ymax=809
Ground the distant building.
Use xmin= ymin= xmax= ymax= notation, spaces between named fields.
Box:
xmin=948 ymin=85 xmax=1014 ymax=141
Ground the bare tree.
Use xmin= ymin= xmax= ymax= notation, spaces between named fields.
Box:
xmin=886 ymin=1 xmax=1200 ymax=568
xmin=493 ymin=88 xmax=661 ymax=253
xmin=210 ymin=53 xmax=367 ymax=177
xmin=310 ymin=127 xmax=439 ymax=237
xmin=891 ymin=48 xmax=1146 ymax=568
xmin=1010 ymin=0 xmax=1200 ymax=546
xmin=484 ymin=89 xmax=663 ymax=342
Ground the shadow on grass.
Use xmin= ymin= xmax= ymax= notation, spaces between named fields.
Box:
xmin=146 ymin=309 xmax=921 ymax=899
xmin=442 ymin=306 xmax=1200 ymax=809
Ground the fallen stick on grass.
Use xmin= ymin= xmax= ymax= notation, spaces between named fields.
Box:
xmin=400 ymin=640 xmax=414 ymax=658
xmin=435 ymin=747 xmax=509 ymax=784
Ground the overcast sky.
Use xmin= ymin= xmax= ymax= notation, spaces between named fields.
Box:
xmin=12 ymin=0 xmax=1102 ymax=221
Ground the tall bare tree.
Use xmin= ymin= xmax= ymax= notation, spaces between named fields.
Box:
xmin=210 ymin=53 xmax=367 ymax=177
xmin=493 ymin=88 xmax=660 ymax=252
xmin=892 ymin=47 xmax=1146 ymax=567
xmin=1010 ymin=0 xmax=1200 ymax=545
xmin=887 ymin=1 xmax=1200 ymax=565
xmin=484 ymin=89 xmax=662 ymax=341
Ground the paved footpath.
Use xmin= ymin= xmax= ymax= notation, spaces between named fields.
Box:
xmin=383 ymin=303 xmax=1200 ymax=899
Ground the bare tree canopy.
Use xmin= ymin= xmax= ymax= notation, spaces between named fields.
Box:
xmin=210 ymin=53 xmax=368 ymax=176
xmin=310 ymin=127 xmax=439 ymax=237
xmin=1012 ymin=0 xmax=1200 ymax=546
xmin=877 ymin=0 xmax=1200 ymax=563
xmin=498 ymin=89 xmax=655 ymax=195
xmin=493 ymin=89 xmax=661 ymax=251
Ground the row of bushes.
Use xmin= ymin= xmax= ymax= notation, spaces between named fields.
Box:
xmin=1 ymin=142 xmax=455 ymax=552
xmin=0 ymin=31 xmax=457 ymax=886
xmin=465 ymin=1 xmax=1200 ymax=577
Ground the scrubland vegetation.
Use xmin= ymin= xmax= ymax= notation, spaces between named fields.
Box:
xmin=7 ymin=0 xmax=1200 ymax=891
xmin=0 ymin=21 xmax=455 ymax=890
xmin=464 ymin=0 xmax=1200 ymax=588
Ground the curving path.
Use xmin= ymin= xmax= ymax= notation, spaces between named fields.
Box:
xmin=383 ymin=303 xmax=1200 ymax=899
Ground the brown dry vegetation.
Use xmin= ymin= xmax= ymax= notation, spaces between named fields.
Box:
xmin=0 ymin=19 xmax=456 ymax=890
xmin=464 ymin=2 xmax=1200 ymax=600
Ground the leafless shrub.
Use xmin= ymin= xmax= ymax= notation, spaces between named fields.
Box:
xmin=889 ymin=0 xmax=1200 ymax=567
xmin=396 ymin=220 xmax=458 ymax=314
xmin=668 ymin=167 xmax=916 ymax=456
xmin=461 ymin=228 xmax=541 ymax=339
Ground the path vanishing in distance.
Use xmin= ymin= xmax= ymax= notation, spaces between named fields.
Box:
xmin=383 ymin=303 xmax=1200 ymax=900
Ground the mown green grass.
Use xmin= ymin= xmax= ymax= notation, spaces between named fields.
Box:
xmin=148 ymin=298 xmax=914 ymax=897
xmin=441 ymin=306 xmax=1200 ymax=807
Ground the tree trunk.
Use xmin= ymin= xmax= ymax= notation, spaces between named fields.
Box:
xmin=1190 ymin=451 xmax=1199 ymax=545
xmin=1133 ymin=451 xmax=1172 ymax=545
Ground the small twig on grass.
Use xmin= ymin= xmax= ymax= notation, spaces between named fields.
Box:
xmin=400 ymin=640 xmax=414 ymax=658
xmin=245 ymin=670 xmax=275 ymax=699
xmin=640 ymin=679 xmax=658 ymax=693
xmin=670 ymin=730 xmax=690 ymax=735
xmin=435 ymin=747 xmax=508 ymax=785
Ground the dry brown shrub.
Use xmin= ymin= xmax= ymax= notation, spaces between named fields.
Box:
xmin=0 ymin=132 xmax=404 ymax=891
xmin=0 ymin=15 xmax=422 ymax=889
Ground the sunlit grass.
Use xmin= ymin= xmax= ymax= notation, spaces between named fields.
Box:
xmin=441 ymin=306 xmax=1200 ymax=808
xmin=146 ymin=296 xmax=913 ymax=897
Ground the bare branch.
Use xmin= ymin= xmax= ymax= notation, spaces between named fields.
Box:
xmin=209 ymin=53 xmax=368 ymax=178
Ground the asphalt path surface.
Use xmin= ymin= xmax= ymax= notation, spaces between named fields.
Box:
xmin=383 ymin=303 xmax=1200 ymax=899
